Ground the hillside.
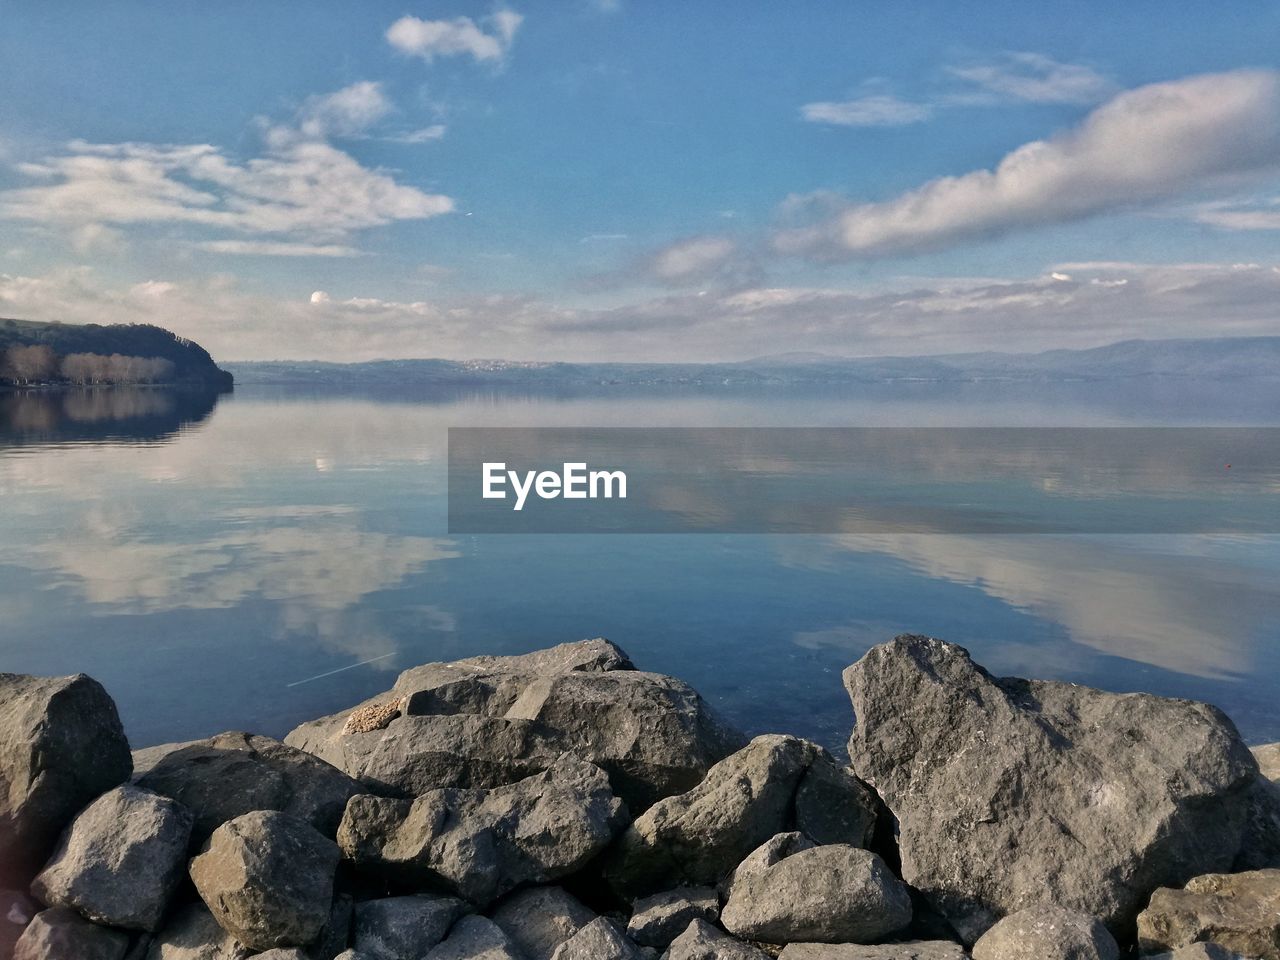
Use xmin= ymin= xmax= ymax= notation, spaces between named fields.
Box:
xmin=225 ymin=336 xmax=1280 ymax=387
xmin=0 ymin=318 xmax=233 ymax=389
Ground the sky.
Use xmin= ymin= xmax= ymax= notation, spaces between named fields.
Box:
xmin=2 ymin=1 xmax=1280 ymax=362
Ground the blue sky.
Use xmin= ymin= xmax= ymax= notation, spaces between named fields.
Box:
xmin=2 ymin=1 xmax=1280 ymax=361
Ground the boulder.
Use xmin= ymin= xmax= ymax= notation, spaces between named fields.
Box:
xmin=144 ymin=903 xmax=250 ymax=960
xmin=1136 ymin=868 xmax=1280 ymax=959
xmin=351 ymin=896 xmax=468 ymax=960
xmin=604 ymin=735 xmax=879 ymax=897
xmin=720 ymin=834 xmax=911 ymax=944
xmin=247 ymin=952 xmax=309 ymax=960
xmin=31 ymin=785 xmax=193 ymax=932
xmin=338 ymin=758 xmax=628 ymax=906
xmin=424 ymin=915 xmax=523 ymax=960
xmin=0 ymin=673 xmax=133 ymax=885
xmin=778 ymin=945 xmax=968 ymax=960
xmin=285 ymin=640 xmax=742 ymax=812
xmin=663 ymin=919 xmax=770 ymax=960
xmin=970 ymin=905 xmax=1119 ymax=960
xmin=844 ymin=636 xmax=1261 ymax=943
xmin=136 ymin=732 xmax=363 ymax=843
xmin=1145 ymin=946 xmax=1250 ymax=960
xmin=549 ymin=917 xmax=643 ymax=960
xmin=489 ymin=887 xmax=595 ymax=960
xmin=309 ymin=895 xmax=353 ymax=960
xmin=189 ymin=811 xmax=339 ymax=951
xmin=1254 ymin=744 xmax=1280 ymax=784
xmin=13 ymin=907 xmax=130 ymax=960
xmin=2 ymin=888 xmax=39 ymax=957
xmin=626 ymin=887 xmax=719 ymax=948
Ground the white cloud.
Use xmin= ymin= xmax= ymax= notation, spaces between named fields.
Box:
xmin=297 ymin=81 xmax=393 ymax=139
xmin=946 ymin=52 xmax=1114 ymax=105
xmin=800 ymin=95 xmax=934 ymax=128
xmin=197 ymin=240 xmax=363 ymax=257
xmin=778 ymin=70 xmax=1280 ymax=259
xmin=386 ymin=124 xmax=448 ymax=144
xmin=386 ymin=10 xmax=522 ymax=64
xmin=0 ymin=138 xmax=454 ymax=240
xmin=5 ymin=260 xmax=1280 ymax=362
xmin=1194 ymin=196 xmax=1280 ymax=230
xmin=649 ymin=235 xmax=738 ymax=282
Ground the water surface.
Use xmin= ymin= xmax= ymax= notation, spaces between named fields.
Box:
xmin=1 ymin=381 xmax=1278 ymax=753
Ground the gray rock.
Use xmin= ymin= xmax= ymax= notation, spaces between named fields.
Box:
xmin=248 ymin=952 xmax=310 ymax=960
xmin=778 ymin=944 xmax=968 ymax=960
xmin=286 ymin=640 xmax=741 ymax=812
xmin=31 ymin=785 xmax=193 ymax=932
xmin=309 ymin=895 xmax=353 ymax=960
xmin=145 ymin=903 xmax=250 ymax=960
xmin=1238 ymin=746 xmax=1280 ymax=870
xmin=333 ymin=953 xmax=376 ymax=960
xmin=339 ymin=758 xmax=627 ymax=906
xmin=720 ymin=835 xmax=911 ymax=944
xmin=1145 ymin=945 xmax=1249 ymax=960
xmin=605 ymin=735 xmax=879 ymax=897
xmin=662 ymin=919 xmax=770 ymax=960
xmin=424 ymin=915 xmax=524 ymax=960
xmin=189 ymin=811 xmax=339 ymax=951
xmin=0 ymin=673 xmax=133 ymax=885
xmin=844 ymin=636 xmax=1261 ymax=943
xmin=550 ymin=917 xmax=642 ymax=960
xmin=489 ymin=887 xmax=595 ymax=960
xmin=137 ymin=732 xmax=363 ymax=843
xmin=970 ymin=905 xmax=1119 ymax=960
xmin=13 ymin=907 xmax=130 ymax=960
xmin=719 ymin=831 xmax=814 ymax=902
xmin=1254 ymin=744 xmax=1280 ymax=784
xmin=626 ymin=887 xmax=719 ymax=948
xmin=2 ymin=888 xmax=39 ymax=958
xmin=1136 ymin=868 xmax=1280 ymax=959
xmin=351 ymin=896 xmax=468 ymax=960
xmin=132 ymin=742 xmax=199 ymax=782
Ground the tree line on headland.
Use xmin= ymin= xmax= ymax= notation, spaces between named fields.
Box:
xmin=0 ymin=318 xmax=233 ymax=390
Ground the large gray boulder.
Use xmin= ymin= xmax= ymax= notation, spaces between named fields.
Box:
xmin=549 ymin=918 xmax=644 ymax=960
xmin=144 ymin=903 xmax=250 ymax=960
xmin=1136 ymin=868 xmax=1280 ymax=959
xmin=189 ymin=811 xmax=339 ymax=951
xmin=339 ymin=757 xmax=627 ymax=906
xmin=778 ymin=945 xmax=968 ymax=959
xmin=2 ymin=888 xmax=39 ymax=957
xmin=1145 ymin=946 xmax=1250 ymax=960
xmin=351 ymin=896 xmax=468 ymax=960
xmin=662 ymin=919 xmax=770 ymax=960
xmin=844 ymin=636 xmax=1262 ymax=943
xmin=286 ymin=640 xmax=742 ymax=812
xmin=424 ymin=915 xmax=524 ymax=960
xmin=0 ymin=673 xmax=133 ymax=884
xmin=31 ymin=784 xmax=192 ymax=932
xmin=489 ymin=887 xmax=595 ymax=960
xmin=626 ymin=887 xmax=719 ymax=948
xmin=604 ymin=735 xmax=880 ymax=897
xmin=13 ymin=906 xmax=130 ymax=960
xmin=136 ymin=732 xmax=363 ymax=843
xmin=970 ymin=905 xmax=1119 ymax=960
xmin=1239 ymin=744 xmax=1280 ymax=870
xmin=720 ymin=833 xmax=912 ymax=944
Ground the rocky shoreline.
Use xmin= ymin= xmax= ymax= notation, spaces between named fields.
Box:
xmin=2 ymin=635 xmax=1279 ymax=960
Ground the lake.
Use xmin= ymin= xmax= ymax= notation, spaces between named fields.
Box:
xmin=2 ymin=380 xmax=1279 ymax=754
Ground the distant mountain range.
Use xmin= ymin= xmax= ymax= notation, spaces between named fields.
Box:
xmin=225 ymin=337 xmax=1280 ymax=387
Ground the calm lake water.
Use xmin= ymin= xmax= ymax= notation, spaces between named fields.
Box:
xmin=2 ymin=380 xmax=1279 ymax=753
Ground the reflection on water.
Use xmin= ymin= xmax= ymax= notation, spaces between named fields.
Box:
xmin=0 ymin=381 xmax=1278 ymax=751
xmin=0 ymin=387 xmax=224 ymax=445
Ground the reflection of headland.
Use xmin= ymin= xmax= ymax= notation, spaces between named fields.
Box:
xmin=0 ymin=385 xmax=229 ymax=447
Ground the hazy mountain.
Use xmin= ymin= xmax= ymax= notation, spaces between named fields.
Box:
xmin=225 ymin=337 xmax=1280 ymax=387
